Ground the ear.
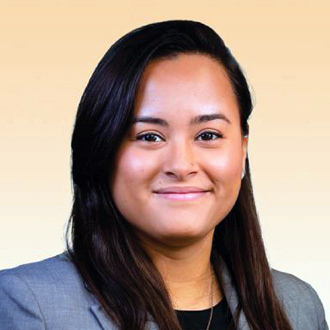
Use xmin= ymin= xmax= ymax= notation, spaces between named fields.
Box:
xmin=242 ymin=135 xmax=248 ymax=170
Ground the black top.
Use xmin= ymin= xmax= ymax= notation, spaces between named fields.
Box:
xmin=175 ymin=297 xmax=232 ymax=330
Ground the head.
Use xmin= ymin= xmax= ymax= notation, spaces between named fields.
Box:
xmin=110 ymin=53 xmax=248 ymax=249
xmin=71 ymin=20 xmax=252 ymax=248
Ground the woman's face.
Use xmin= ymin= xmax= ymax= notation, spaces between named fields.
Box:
xmin=110 ymin=54 xmax=248 ymax=247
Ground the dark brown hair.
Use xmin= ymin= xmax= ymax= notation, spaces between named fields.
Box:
xmin=67 ymin=20 xmax=293 ymax=329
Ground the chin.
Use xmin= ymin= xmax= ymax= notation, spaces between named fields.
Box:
xmin=131 ymin=216 xmax=216 ymax=247
xmin=155 ymin=224 xmax=211 ymax=246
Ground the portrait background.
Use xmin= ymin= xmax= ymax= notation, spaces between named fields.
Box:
xmin=1 ymin=0 xmax=329 ymax=320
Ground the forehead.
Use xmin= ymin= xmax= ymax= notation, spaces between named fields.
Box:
xmin=134 ymin=53 xmax=240 ymax=124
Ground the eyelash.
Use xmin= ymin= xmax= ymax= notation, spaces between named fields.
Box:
xmin=135 ymin=131 xmax=223 ymax=142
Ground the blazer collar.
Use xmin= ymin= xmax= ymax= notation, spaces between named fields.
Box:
xmin=89 ymin=257 xmax=249 ymax=330
xmin=218 ymin=256 xmax=250 ymax=330
xmin=90 ymin=304 xmax=117 ymax=330
xmin=89 ymin=303 xmax=159 ymax=330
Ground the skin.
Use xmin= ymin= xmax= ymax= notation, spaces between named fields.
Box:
xmin=110 ymin=53 xmax=248 ymax=310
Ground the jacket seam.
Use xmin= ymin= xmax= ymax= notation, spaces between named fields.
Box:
xmin=8 ymin=273 xmax=47 ymax=330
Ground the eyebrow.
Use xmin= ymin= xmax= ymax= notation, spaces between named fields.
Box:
xmin=132 ymin=113 xmax=231 ymax=126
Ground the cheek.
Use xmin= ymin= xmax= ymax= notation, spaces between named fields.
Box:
xmin=111 ymin=148 xmax=159 ymax=197
xmin=205 ymin=146 xmax=243 ymax=182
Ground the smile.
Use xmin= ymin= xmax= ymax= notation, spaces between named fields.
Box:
xmin=153 ymin=191 xmax=210 ymax=201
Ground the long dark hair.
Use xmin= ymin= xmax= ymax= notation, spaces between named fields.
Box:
xmin=67 ymin=20 xmax=293 ymax=330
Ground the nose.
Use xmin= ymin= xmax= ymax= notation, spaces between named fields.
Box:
xmin=162 ymin=139 xmax=198 ymax=179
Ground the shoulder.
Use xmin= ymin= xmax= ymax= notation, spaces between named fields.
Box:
xmin=0 ymin=252 xmax=101 ymax=329
xmin=1 ymin=252 xmax=76 ymax=281
xmin=271 ymin=268 xmax=328 ymax=330
xmin=0 ymin=252 xmax=88 ymax=298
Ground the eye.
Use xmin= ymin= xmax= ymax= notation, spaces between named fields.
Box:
xmin=197 ymin=131 xmax=223 ymax=141
xmin=136 ymin=133 xmax=164 ymax=142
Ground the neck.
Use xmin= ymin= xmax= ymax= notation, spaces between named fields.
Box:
xmin=139 ymin=230 xmax=222 ymax=310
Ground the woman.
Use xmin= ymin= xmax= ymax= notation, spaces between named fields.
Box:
xmin=0 ymin=20 xmax=327 ymax=330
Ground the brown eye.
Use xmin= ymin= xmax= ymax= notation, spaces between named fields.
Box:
xmin=197 ymin=131 xmax=223 ymax=141
xmin=136 ymin=133 xmax=163 ymax=142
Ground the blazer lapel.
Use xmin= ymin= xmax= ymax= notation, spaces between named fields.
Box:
xmin=218 ymin=256 xmax=251 ymax=330
xmin=90 ymin=304 xmax=118 ymax=330
xmin=90 ymin=303 xmax=159 ymax=330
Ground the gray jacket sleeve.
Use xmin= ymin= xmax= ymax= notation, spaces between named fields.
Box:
xmin=272 ymin=269 xmax=328 ymax=330
xmin=0 ymin=272 xmax=46 ymax=330
xmin=303 ymin=281 xmax=328 ymax=330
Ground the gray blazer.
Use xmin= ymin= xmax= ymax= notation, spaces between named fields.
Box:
xmin=0 ymin=252 xmax=328 ymax=330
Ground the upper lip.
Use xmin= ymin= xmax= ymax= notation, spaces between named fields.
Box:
xmin=153 ymin=186 xmax=211 ymax=194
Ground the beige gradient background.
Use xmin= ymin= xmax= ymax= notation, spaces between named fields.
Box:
xmin=1 ymin=0 xmax=329 ymax=320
